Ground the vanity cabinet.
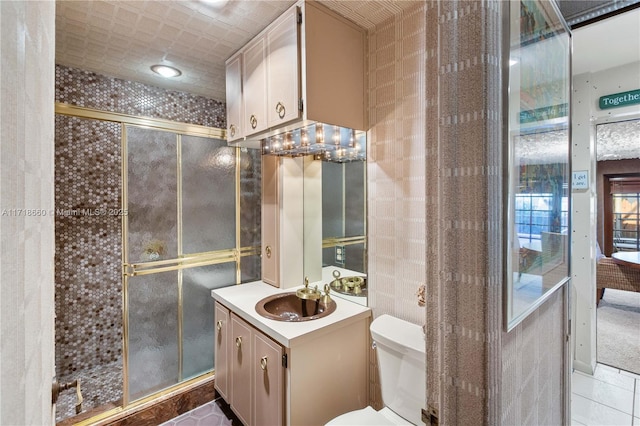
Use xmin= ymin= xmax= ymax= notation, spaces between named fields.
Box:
xmin=213 ymin=294 xmax=369 ymax=426
xmin=216 ymin=302 xmax=284 ymax=426
xmin=214 ymin=303 xmax=230 ymax=400
xmin=225 ymin=0 xmax=365 ymax=146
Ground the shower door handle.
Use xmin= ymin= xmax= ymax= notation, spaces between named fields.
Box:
xmin=52 ymin=377 xmax=83 ymax=414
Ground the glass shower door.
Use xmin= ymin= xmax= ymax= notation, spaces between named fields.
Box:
xmin=124 ymin=126 xmax=238 ymax=403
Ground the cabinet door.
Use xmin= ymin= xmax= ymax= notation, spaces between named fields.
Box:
xmin=225 ymin=52 xmax=243 ymax=141
xmin=253 ymin=332 xmax=284 ymax=426
xmin=214 ymin=302 xmax=230 ymax=400
xmin=230 ymin=314 xmax=253 ymax=425
xmin=243 ymin=36 xmax=268 ymax=136
xmin=267 ymin=6 xmax=300 ymax=127
xmin=261 ymin=155 xmax=279 ymax=286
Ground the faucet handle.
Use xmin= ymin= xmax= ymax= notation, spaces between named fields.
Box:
xmin=304 ymin=276 xmax=309 ymax=288
xmin=321 ymin=284 xmax=332 ymax=304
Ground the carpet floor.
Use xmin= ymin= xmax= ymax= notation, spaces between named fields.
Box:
xmin=597 ymin=289 xmax=640 ymax=375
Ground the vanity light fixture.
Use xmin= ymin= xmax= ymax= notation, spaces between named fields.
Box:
xmin=261 ymin=123 xmax=366 ymax=163
xmin=150 ymin=64 xmax=182 ymax=78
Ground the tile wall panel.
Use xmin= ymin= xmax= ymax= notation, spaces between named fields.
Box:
xmin=56 ymin=64 xmax=226 ymax=128
xmin=54 ymin=115 xmax=124 ymax=420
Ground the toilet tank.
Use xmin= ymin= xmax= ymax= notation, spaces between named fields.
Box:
xmin=370 ymin=314 xmax=425 ymax=425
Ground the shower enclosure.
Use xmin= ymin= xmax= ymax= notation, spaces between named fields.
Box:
xmin=54 ymin=108 xmax=261 ymax=422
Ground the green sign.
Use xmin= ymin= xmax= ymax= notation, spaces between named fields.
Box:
xmin=599 ymin=89 xmax=640 ymax=110
xmin=519 ymin=103 xmax=568 ymax=123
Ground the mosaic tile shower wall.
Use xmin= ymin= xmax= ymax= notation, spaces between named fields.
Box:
xmin=54 ymin=115 xmax=123 ymax=420
xmin=54 ymin=65 xmax=231 ymax=421
xmin=56 ymin=65 xmax=226 ymax=128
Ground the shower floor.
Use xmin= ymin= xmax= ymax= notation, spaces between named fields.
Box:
xmin=55 ymin=359 xmax=123 ymax=423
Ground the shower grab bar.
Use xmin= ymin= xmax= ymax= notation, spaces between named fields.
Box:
xmin=124 ymin=245 xmax=262 ymax=276
xmin=128 ymin=250 xmax=237 ymax=269
xmin=128 ymin=258 xmax=232 ymax=276
xmin=126 ymin=253 xmax=237 ymax=277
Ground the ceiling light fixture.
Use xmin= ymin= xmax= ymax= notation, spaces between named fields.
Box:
xmin=200 ymin=0 xmax=229 ymax=8
xmin=150 ymin=64 xmax=182 ymax=78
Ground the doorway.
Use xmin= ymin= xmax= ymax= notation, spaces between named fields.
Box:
xmin=594 ymin=119 xmax=640 ymax=375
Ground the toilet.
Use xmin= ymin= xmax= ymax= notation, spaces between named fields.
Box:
xmin=326 ymin=314 xmax=425 ymax=425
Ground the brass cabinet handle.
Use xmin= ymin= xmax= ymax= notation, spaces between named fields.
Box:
xmin=236 ymin=336 xmax=242 ymax=348
xmin=229 ymin=124 xmax=236 ymax=137
xmin=216 ymin=320 xmax=222 ymax=331
xmin=275 ymin=102 xmax=286 ymax=119
xmin=265 ymin=245 xmax=272 ymax=259
xmin=260 ymin=356 xmax=268 ymax=370
xmin=250 ymin=115 xmax=257 ymax=129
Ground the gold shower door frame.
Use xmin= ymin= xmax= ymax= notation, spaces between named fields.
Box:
xmin=55 ymin=103 xmax=260 ymax=423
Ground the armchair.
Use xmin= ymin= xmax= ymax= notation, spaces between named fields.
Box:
xmin=596 ymin=257 xmax=640 ymax=306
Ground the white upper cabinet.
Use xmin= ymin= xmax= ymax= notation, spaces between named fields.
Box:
xmin=266 ymin=7 xmax=300 ymax=128
xmin=225 ymin=0 xmax=365 ymax=146
xmin=242 ymin=36 xmax=268 ymax=136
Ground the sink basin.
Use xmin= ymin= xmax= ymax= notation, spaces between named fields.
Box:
xmin=255 ymin=292 xmax=336 ymax=322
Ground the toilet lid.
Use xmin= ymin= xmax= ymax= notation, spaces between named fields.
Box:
xmin=325 ymin=406 xmax=412 ymax=426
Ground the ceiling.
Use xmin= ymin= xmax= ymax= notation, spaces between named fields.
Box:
xmin=55 ymin=1 xmax=639 ymax=160
xmin=572 ymin=6 xmax=640 ymax=75
xmin=55 ymin=1 xmax=640 ymax=101
xmin=55 ymin=0 xmax=419 ymax=101
xmin=572 ymin=8 xmax=640 ymax=160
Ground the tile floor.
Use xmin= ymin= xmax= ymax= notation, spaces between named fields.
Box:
xmin=163 ymin=363 xmax=640 ymax=426
xmin=160 ymin=397 xmax=241 ymax=426
xmin=572 ymin=363 xmax=640 ymax=426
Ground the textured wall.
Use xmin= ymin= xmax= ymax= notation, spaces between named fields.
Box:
xmin=366 ymin=0 xmax=427 ymax=410
xmin=427 ymin=1 xmax=502 ymax=422
xmin=0 ymin=1 xmax=56 ymax=424
xmin=501 ymin=288 xmax=565 ymax=425
xmin=367 ymin=1 xmax=567 ymax=424
xmin=367 ymin=2 xmax=427 ymax=326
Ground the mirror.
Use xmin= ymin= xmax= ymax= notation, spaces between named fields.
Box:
xmin=504 ymin=0 xmax=571 ymax=330
xmin=320 ymin=159 xmax=367 ymax=306
xmin=261 ymin=124 xmax=367 ymax=305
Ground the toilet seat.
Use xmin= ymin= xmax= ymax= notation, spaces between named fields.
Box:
xmin=325 ymin=406 xmax=412 ymax=425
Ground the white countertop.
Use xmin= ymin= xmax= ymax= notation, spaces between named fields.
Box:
xmin=211 ymin=280 xmax=371 ymax=348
